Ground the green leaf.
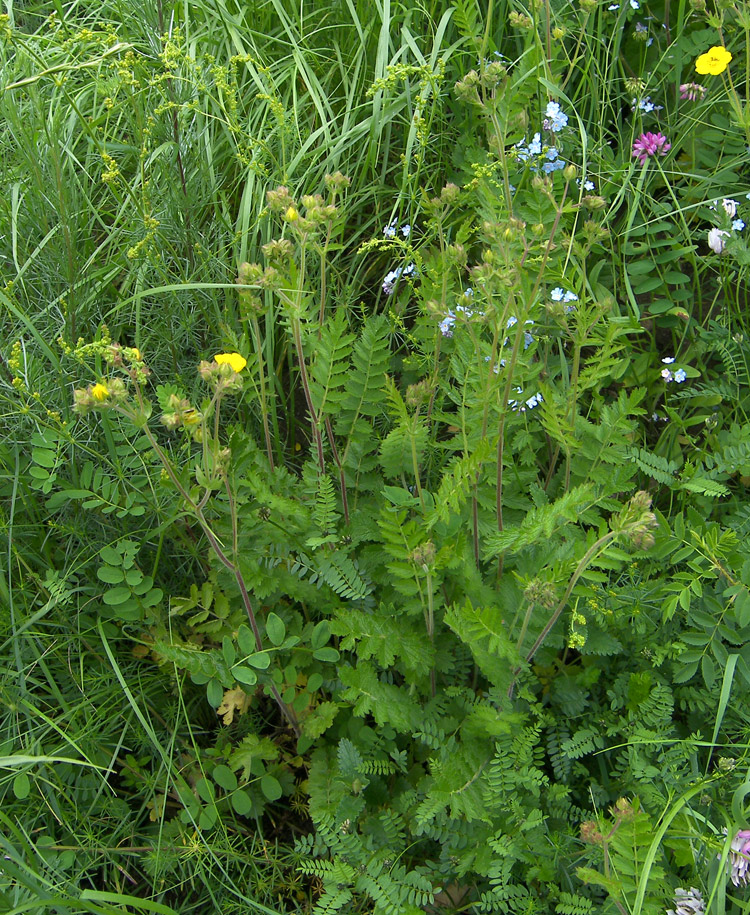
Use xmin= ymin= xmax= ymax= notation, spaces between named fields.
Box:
xmin=102 ymin=586 xmax=132 ymax=606
xmin=302 ymin=701 xmax=339 ymax=739
xmin=222 ymin=636 xmax=236 ymax=668
xmin=237 ymin=624 xmax=256 ymax=656
xmin=195 ymin=777 xmax=215 ymax=803
xmin=97 ymin=566 xmax=124 ymax=584
xmin=266 ymin=612 xmax=286 ymax=646
xmin=260 ymin=774 xmax=282 ymax=801
xmin=313 ymin=647 xmax=340 ymax=663
xmin=206 ymin=678 xmax=223 ymax=708
xmin=32 ymin=448 xmax=56 ymax=468
xmin=307 ymin=672 xmax=324 ymax=692
xmin=212 ymin=765 xmax=238 ymax=792
xmin=233 ymin=666 xmax=258 ymax=686
xmin=12 ymin=772 xmax=30 ymax=800
xmin=231 ymin=789 xmax=253 ymax=816
xmin=311 ymin=620 xmax=330 ymax=651
xmin=100 ymin=546 xmax=122 ymax=565
xmin=246 ymin=652 xmax=271 ymax=669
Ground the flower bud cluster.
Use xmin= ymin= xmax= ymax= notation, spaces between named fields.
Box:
xmin=73 ymin=377 xmax=128 ymax=413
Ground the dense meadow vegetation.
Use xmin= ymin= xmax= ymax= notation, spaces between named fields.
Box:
xmin=6 ymin=0 xmax=750 ymax=912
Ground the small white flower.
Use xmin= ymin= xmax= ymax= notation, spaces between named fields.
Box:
xmin=708 ymin=228 xmax=730 ymax=254
xmin=662 ymin=356 xmax=675 ymax=364
xmin=666 ymin=886 xmax=705 ymax=915
xmin=661 ymin=368 xmax=674 ymax=381
xmin=723 ymin=198 xmax=739 ymax=218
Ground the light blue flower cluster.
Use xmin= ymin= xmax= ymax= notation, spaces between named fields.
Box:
xmin=382 ymin=262 xmax=417 ymax=295
xmin=660 ymin=356 xmax=686 ymax=383
xmin=505 ymin=316 xmax=535 ymax=349
xmin=633 ymin=96 xmax=663 ymax=114
xmin=635 ymin=22 xmax=653 ymax=45
xmin=383 ymin=220 xmax=413 ymax=239
xmin=551 ymin=286 xmax=578 ymax=313
xmin=508 ymin=387 xmax=544 ymax=412
xmin=439 ymin=289 xmax=480 ymax=337
xmin=515 ymin=101 xmax=570 ymax=175
xmin=543 ymin=101 xmax=568 ymax=132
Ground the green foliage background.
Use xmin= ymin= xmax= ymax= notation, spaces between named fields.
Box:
xmin=3 ymin=0 xmax=750 ymax=913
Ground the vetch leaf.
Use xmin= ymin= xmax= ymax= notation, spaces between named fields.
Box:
xmin=266 ymin=612 xmax=286 ymax=646
xmin=260 ymin=774 xmax=282 ymax=801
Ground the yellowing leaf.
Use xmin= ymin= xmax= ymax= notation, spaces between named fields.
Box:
xmin=217 ymin=687 xmax=252 ymax=725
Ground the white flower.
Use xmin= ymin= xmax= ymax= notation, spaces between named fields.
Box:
xmin=666 ymin=887 xmax=705 ymax=915
xmin=722 ymin=198 xmax=739 ymax=218
xmin=662 ymin=356 xmax=675 ymax=364
xmin=708 ymin=228 xmax=730 ymax=254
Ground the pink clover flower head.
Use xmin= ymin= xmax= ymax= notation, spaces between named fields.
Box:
xmin=729 ymin=830 xmax=750 ymax=887
xmin=666 ymin=886 xmax=705 ymax=915
xmin=680 ymin=82 xmax=707 ymax=102
xmin=632 ymin=131 xmax=671 ymax=165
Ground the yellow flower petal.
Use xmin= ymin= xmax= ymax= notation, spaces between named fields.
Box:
xmin=695 ymin=45 xmax=732 ymax=75
xmin=90 ymin=383 xmax=110 ymax=401
xmin=214 ymin=352 xmax=247 ymax=373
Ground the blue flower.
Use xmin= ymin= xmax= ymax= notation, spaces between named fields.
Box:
xmin=439 ymin=314 xmax=456 ymax=337
xmin=544 ymin=101 xmax=568 ymax=132
xmin=383 ymin=220 xmax=397 ymax=238
xmin=382 ymin=263 xmax=417 ymax=295
xmin=733 ymin=218 xmax=745 ymax=231
xmin=634 ymin=96 xmax=663 ymax=113
xmin=508 ymin=387 xmax=543 ymax=412
xmin=401 ymin=224 xmax=412 ymax=237
xmin=674 ymin=368 xmax=687 ymax=383
xmin=551 ymin=287 xmax=578 ymax=303
xmin=542 ymin=148 xmax=566 ymax=174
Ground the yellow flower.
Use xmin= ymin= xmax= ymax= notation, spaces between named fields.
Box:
xmin=90 ymin=383 xmax=110 ymax=401
xmin=131 ymin=347 xmax=142 ymax=361
xmin=695 ymin=46 xmax=732 ymax=75
xmin=214 ymin=352 xmax=247 ymax=373
xmin=285 ymin=206 xmax=299 ymax=222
